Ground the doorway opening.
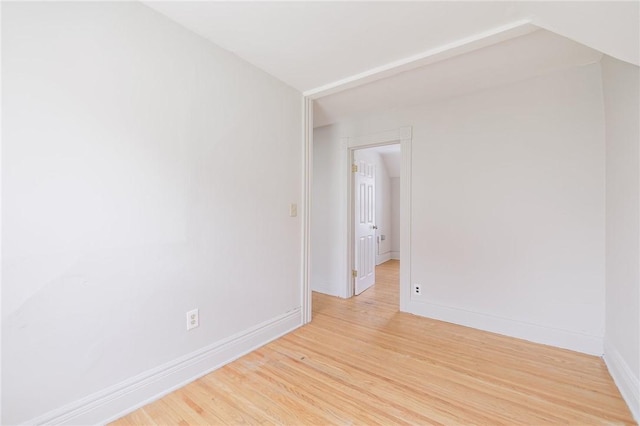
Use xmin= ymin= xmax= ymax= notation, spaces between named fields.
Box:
xmin=344 ymin=127 xmax=413 ymax=313
xmin=350 ymin=143 xmax=401 ymax=297
xmin=305 ymin=124 xmax=412 ymax=323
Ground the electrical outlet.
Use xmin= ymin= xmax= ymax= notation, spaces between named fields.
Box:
xmin=413 ymin=284 xmax=422 ymax=296
xmin=289 ymin=203 xmax=297 ymax=217
xmin=186 ymin=308 xmax=199 ymax=331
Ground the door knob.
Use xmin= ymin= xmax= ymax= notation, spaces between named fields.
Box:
xmin=372 ymin=225 xmax=378 ymax=230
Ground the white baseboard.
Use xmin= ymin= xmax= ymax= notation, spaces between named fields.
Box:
xmin=390 ymin=251 xmax=400 ymax=260
xmin=311 ymin=282 xmax=343 ymax=298
xmin=604 ymin=340 xmax=640 ymax=422
xmin=376 ymin=252 xmax=391 ymax=265
xmin=27 ymin=308 xmax=303 ymax=426
xmin=405 ymin=300 xmax=603 ymax=355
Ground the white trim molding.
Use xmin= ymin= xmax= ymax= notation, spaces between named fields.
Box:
xmin=26 ymin=309 xmax=303 ymax=426
xmin=376 ymin=252 xmax=392 ymax=265
xmin=301 ymin=97 xmax=313 ymax=324
xmin=311 ymin=282 xmax=343 ymax=298
xmin=406 ymin=300 xmax=604 ymax=356
xmin=604 ymin=340 xmax=640 ymax=422
xmin=303 ymin=20 xmax=537 ymax=99
xmin=398 ymin=126 xmax=412 ymax=312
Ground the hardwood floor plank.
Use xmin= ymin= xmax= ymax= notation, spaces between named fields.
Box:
xmin=230 ymin=351 xmax=396 ymax=425
xmin=280 ymin=332 xmax=570 ymax=425
xmin=112 ymin=260 xmax=636 ymax=425
xmin=295 ymin=315 xmax=627 ymax=418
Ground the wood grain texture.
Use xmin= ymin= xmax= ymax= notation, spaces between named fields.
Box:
xmin=112 ymin=260 xmax=636 ymax=425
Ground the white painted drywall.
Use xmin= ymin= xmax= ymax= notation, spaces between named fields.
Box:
xmin=2 ymin=2 xmax=302 ymax=424
xmin=381 ymin=150 xmax=402 ymax=179
xmin=311 ymin=126 xmax=347 ymax=297
xmin=375 ymin=151 xmax=392 ymax=265
xmin=314 ymin=29 xmax=603 ymax=128
xmin=408 ymin=64 xmax=605 ymax=355
xmin=601 ymin=55 xmax=640 ymax=420
xmin=0 ymin=2 xmax=4 ymax=422
xmin=523 ymin=1 xmax=639 ymax=67
xmin=390 ymin=177 xmax=401 ymax=259
xmin=314 ymin=63 xmax=606 ymax=354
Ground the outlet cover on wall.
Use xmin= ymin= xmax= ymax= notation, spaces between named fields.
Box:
xmin=413 ymin=284 xmax=422 ymax=296
xmin=186 ymin=308 xmax=199 ymax=331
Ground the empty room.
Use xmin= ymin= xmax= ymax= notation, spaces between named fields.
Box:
xmin=2 ymin=1 xmax=639 ymax=425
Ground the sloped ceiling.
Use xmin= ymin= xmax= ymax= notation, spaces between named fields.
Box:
xmin=378 ymin=145 xmax=401 ymax=179
xmin=144 ymin=1 xmax=637 ymax=127
xmin=145 ymin=1 xmax=639 ymax=94
xmin=314 ymin=29 xmax=602 ymax=127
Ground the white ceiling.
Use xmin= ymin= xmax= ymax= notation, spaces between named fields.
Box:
xmin=144 ymin=1 xmax=639 ymax=94
xmin=146 ymin=1 xmax=522 ymax=92
xmin=359 ymin=144 xmax=401 ymax=178
xmin=314 ymin=29 xmax=602 ymax=127
xmin=144 ymin=1 xmax=637 ymax=128
xmin=378 ymin=145 xmax=401 ymax=179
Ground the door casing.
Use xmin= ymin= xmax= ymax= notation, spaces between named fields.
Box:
xmin=300 ymin=98 xmax=413 ymax=321
xmin=345 ymin=128 xmax=412 ymax=301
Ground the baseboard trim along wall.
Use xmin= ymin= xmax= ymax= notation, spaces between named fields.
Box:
xmin=406 ymin=300 xmax=603 ymax=356
xmin=26 ymin=308 xmax=303 ymax=426
xmin=311 ymin=282 xmax=343 ymax=298
xmin=376 ymin=252 xmax=391 ymax=265
xmin=604 ymin=340 xmax=640 ymax=422
xmin=390 ymin=251 xmax=400 ymax=260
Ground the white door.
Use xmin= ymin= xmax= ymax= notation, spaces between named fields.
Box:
xmin=354 ymin=152 xmax=376 ymax=295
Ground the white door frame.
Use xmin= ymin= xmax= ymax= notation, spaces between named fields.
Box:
xmin=300 ymin=116 xmax=412 ymax=324
xmin=345 ymin=127 xmax=412 ymax=304
xmin=301 ymin=98 xmax=313 ymax=324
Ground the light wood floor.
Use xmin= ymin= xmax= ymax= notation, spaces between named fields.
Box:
xmin=113 ymin=260 xmax=635 ymax=425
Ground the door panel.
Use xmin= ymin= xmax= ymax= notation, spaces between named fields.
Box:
xmin=354 ymin=151 xmax=376 ymax=295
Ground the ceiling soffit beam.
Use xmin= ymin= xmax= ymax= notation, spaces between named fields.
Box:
xmin=304 ymin=19 xmax=538 ymax=100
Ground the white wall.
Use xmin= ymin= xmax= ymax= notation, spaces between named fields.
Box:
xmin=311 ymin=126 xmax=347 ymax=297
xmin=409 ymin=64 xmax=605 ymax=355
xmin=521 ymin=1 xmax=640 ymax=67
xmin=314 ymin=63 xmax=606 ymax=355
xmin=2 ymin=2 xmax=302 ymax=424
xmin=390 ymin=177 xmax=401 ymax=259
xmin=601 ymin=55 xmax=640 ymax=421
xmin=375 ymin=152 xmax=392 ymax=265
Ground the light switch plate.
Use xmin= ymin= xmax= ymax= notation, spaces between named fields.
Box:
xmin=289 ymin=203 xmax=297 ymax=217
